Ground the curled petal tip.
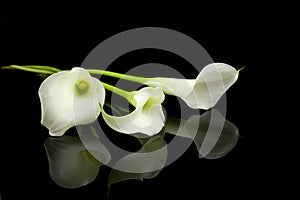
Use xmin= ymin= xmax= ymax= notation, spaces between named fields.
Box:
xmin=102 ymin=87 xmax=165 ymax=136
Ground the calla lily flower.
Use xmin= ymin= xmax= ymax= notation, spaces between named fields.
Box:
xmin=102 ymin=87 xmax=165 ymax=136
xmin=144 ymin=63 xmax=239 ymax=109
xmin=39 ymin=67 xmax=105 ymax=136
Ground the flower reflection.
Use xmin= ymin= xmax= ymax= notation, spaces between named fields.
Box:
xmin=44 ymin=109 xmax=238 ymax=189
xmin=108 ymin=132 xmax=167 ymax=189
xmin=165 ymin=109 xmax=239 ymax=159
xmin=44 ymin=136 xmax=101 ymax=188
xmin=44 ymin=126 xmax=110 ymax=189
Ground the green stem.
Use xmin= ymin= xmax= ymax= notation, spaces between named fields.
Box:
xmin=164 ymin=117 xmax=182 ymax=135
xmin=86 ymin=69 xmax=149 ymax=84
xmin=23 ymin=65 xmax=62 ymax=72
xmin=237 ymin=66 xmax=245 ymax=73
xmin=102 ymin=82 xmax=137 ymax=107
xmin=104 ymin=102 xmax=122 ymax=116
xmin=2 ymin=65 xmax=140 ymax=106
xmin=3 ymin=65 xmax=149 ymax=84
xmin=2 ymin=65 xmax=56 ymax=74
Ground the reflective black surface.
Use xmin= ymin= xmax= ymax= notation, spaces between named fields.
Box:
xmin=0 ymin=4 xmax=276 ymax=199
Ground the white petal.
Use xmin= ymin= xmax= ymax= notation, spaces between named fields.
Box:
xmin=144 ymin=63 xmax=238 ymax=109
xmin=145 ymin=77 xmax=195 ymax=97
xmin=39 ymin=67 xmax=105 ymax=136
xmin=44 ymin=136 xmax=101 ymax=189
xmin=185 ymin=63 xmax=239 ymax=109
xmin=102 ymin=87 xmax=165 ymax=136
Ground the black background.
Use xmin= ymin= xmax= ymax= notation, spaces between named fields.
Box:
xmin=0 ymin=2 xmax=290 ymax=200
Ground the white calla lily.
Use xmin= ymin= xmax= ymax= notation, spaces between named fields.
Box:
xmin=102 ymin=87 xmax=165 ymax=136
xmin=39 ymin=67 xmax=105 ymax=136
xmin=144 ymin=63 xmax=239 ymax=109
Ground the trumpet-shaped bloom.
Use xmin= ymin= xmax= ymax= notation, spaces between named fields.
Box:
xmin=39 ymin=67 xmax=105 ymax=136
xmin=102 ymin=87 xmax=165 ymax=136
xmin=144 ymin=63 xmax=239 ymax=109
